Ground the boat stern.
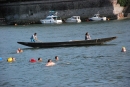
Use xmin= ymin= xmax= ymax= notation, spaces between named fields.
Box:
xmin=102 ymin=17 xmax=107 ymax=21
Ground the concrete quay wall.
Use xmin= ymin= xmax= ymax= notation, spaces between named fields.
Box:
xmin=0 ymin=0 xmax=116 ymax=24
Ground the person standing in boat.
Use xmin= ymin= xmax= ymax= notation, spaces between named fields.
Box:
xmin=30 ymin=33 xmax=38 ymax=42
xmin=85 ymin=32 xmax=91 ymax=40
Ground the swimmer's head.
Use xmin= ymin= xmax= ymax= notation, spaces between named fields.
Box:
xmin=38 ymin=57 xmax=42 ymax=62
xmin=55 ymin=56 xmax=59 ymax=60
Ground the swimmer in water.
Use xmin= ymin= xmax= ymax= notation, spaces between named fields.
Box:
xmin=12 ymin=57 xmax=15 ymax=61
xmin=121 ymin=47 xmax=126 ymax=52
xmin=46 ymin=59 xmax=55 ymax=66
xmin=7 ymin=57 xmax=15 ymax=62
xmin=17 ymin=48 xmax=23 ymax=53
xmin=38 ymin=57 xmax=42 ymax=62
xmin=55 ymin=56 xmax=59 ymax=61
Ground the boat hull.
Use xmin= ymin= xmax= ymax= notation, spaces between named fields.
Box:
xmin=65 ymin=16 xmax=81 ymax=23
xmin=40 ymin=14 xmax=63 ymax=24
xmin=65 ymin=19 xmax=77 ymax=23
xmin=89 ymin=14 xmax=107 ymax=21
xmin=17 ymin=36 xmax=116 ymax=48
xmin=40 ymin=20 xmax=62 ymax=24
xmin=89 ymin=17 xmax=106 ymax=21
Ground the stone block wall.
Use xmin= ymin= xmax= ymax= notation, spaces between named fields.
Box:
xmin=0 ymin=0 xmax=117 ymax=24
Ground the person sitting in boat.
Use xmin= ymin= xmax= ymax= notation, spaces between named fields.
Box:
xmin=16 ymin=48 xmax=23 ymax=53
xmin=46 ymin=59 xmax=55 ymax=66
xmin=30 ymin=33 xmax=38 ymax=42
xmin=85 ymin=32 xmax=91 ymax=40
xmin=38 ymin=57 xmax=42 ymax=62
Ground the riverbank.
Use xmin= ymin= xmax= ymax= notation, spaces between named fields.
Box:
xmin=0 ymin=0 xmax=115 ymax=25
xmin=0 ymin=0 xmax=129 ymax=25
xmin=1 ymin=16 xmax=130 ymax=26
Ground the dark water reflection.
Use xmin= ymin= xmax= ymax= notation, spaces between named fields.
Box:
xmin=0 ymin=19 xmax=130 ymax=87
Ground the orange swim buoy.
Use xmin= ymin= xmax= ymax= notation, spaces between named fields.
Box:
xmin=30 ymin=58 xmax=36 ymax=63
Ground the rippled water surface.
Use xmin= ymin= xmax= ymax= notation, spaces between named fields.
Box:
xmin=0 ymin=19 xmax=130 ymax=87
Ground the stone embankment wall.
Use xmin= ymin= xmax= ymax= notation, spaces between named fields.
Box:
xmin=0 ymin=0 xmax=124 ymax=24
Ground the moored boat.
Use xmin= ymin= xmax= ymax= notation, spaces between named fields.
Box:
xmin=89 ymin=14 xmax=107 ymax=21
xmin=17 ymin=36 xmax=117 ymax=48
xmin=65 ymin=16 xmax=81 ymax=23
xmin=40 ymin=11 xmax=62 ymax=24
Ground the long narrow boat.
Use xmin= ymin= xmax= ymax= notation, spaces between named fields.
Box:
xmin=17 ymin=36 xmax=116 ymax=48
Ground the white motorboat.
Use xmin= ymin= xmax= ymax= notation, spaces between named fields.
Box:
xmin=65 ymin=16 xmax=81 ymax=23
xmin=40 ymin=11 xmax=62 ymax=24
xmin=89 ymin=14 xmax=106 ymax=21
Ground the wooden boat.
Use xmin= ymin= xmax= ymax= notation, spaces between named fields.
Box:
xmin=17 ymin=36 xmax=116 ymax=48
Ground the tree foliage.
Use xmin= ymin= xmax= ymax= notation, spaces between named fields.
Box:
xmin=117 ymin=0 xmax=130 ymax=7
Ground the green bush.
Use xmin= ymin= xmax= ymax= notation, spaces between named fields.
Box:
xmin=117 ymin=0 xmax=130 ymax=7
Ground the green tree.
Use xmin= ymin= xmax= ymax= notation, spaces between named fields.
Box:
xmin=117 ymin=0 xmax=130 ymax=6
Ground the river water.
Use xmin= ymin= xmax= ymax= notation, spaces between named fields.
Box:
xmin=0 ymin=19 xmax=130 ymax=87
